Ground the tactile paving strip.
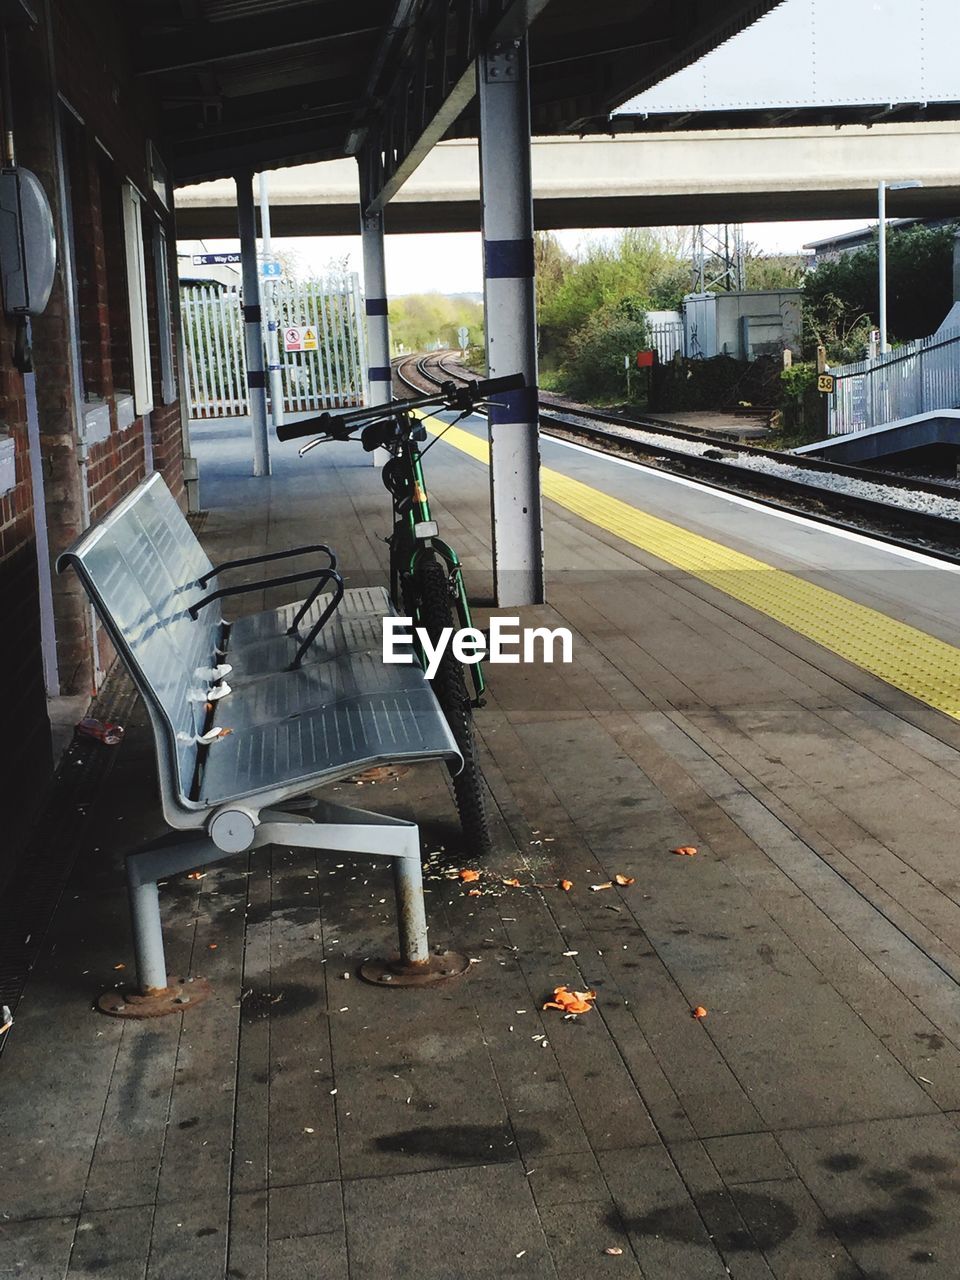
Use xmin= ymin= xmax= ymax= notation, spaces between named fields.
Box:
xmin=424 ymin=415 xmax=960 ymax=721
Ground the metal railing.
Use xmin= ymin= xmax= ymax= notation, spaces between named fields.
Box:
xmin=181 ymin=274 xmax=367 ymax=419
xmin=648 ymin=319 xmax=685 ymax=364
xmin=828 ymin=327 xmax=960 ymax=435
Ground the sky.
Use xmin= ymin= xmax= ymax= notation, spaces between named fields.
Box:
xmin=181 ymin=219 xmax=866 ymax=297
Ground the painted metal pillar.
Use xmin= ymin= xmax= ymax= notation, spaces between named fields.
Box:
xmin=361 ymin=208 xmax=391 ymax=463
xmin=477 ymin=36 xmax=544 ymax=606
xmin=236 ymin=170 xmax=270 ymax=476
xmin=258 ymin=171 xmax=285 ymax=428
xmin=361 ymin=210 xmax=391 ymax=386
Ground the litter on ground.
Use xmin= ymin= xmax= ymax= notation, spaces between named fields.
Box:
xmin=543 ymin=985 xmax=597 ymax=1015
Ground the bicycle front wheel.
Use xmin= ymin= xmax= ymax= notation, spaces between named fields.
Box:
xmin=413 ymin=554 xmax=493 ymax=859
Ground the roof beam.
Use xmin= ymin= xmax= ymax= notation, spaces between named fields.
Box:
xmin=172 ymin=126 xmax=345 ymax=185
xmin=137 ymin=4 xmax=389 ymax=75
xmin=360 ymin=0 xmax=552 ymax=215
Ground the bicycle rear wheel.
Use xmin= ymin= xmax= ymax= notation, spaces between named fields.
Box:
xmin=412 ymin=554 xmax=492 ymax=859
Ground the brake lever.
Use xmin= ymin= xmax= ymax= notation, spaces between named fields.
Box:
xmin=299 ymin=435 xmax=332 ymax=456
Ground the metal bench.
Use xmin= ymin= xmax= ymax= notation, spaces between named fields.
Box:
xmin=58 ymin=473 xmax=468 ymax=1016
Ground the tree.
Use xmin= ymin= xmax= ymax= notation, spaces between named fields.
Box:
xmin=388 ymin=293 xmax=484 ymax=354
xmin=743 ymin=249 xmax=804 ymax=291
xmin=538 ymin=228 xmax=690 ymax=354
xmin=534 ymin=232 xmax=574 ymax=313
xmin=563 ymin=303 xmax=648 ymax=402
xmin=803 ymin=222 xmax=959 ymax=357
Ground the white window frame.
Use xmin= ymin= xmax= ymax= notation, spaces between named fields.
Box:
xmin=152 ymin=223 xmax=177 ymax=405
xmin=121 ymin=181 xmax=154 ymax=416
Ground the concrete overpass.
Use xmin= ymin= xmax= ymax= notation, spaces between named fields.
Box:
xmin=175 ymin=122 xmax=960 ymax=237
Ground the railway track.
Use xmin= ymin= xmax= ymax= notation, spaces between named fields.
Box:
xmin=393 ymin=351 xmax=960 ymax=564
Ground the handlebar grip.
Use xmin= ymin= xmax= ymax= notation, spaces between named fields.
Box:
xmin=276 ymin=414 xmax=334 ymax=442
xmin=473 ymin=373 xmax=526 ymax=397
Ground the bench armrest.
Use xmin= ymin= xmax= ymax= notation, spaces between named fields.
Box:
xmin=188 ymin=566 xmax=342 ymax=620
xmin=197 ymin=543 xmax=337 ymax=589
xmin=289 ymin=573 xmax=346 ymax=669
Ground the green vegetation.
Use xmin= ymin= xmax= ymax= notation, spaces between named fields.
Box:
xmin=389 ymin=293 xmax=483 ymax=356
xmin=802 ymin=222 xmax=959 ymax=361
xmin=537 ymin=229 xmax=689 ymax=353
xmin=563 ymin=308 xmax=650 ymax=401
xmin=772 ymin=361 xmax=825 ymax=447
xmin=743 ymin=251 xmax=804 ymax=291
xmin=535 ymin=229 xmax=690 ymax=403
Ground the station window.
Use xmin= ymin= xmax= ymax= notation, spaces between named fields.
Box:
xmin=151 ymin=224 xmax=177 ymax=405
xmin=121 ymin=182 xmax=154 ymax=417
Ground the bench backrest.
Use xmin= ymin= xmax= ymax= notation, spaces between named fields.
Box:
xmin=58 ymin=474 xmax=222 ymax=821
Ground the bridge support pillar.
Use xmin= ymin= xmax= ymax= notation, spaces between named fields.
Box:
xmin=477 ymin=36 xmax=544 ymax=607
xmin=236 ymin=170 xmax=271 ymax=476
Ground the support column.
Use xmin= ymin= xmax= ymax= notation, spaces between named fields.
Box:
xmin=361 ymin=208 xmax=391 ymax=404
xmin=477 ymin=36 xmax=543 ymax=607
xmin=258 ymin=171 xmax=285 ymax=429
xmin=361 ymin=208 xmax=391 ymax=465
xmin=236 ymin=170 xmax=270 ymax=476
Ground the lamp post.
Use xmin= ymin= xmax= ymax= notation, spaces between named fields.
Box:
xmin=878 ymin=179 xmax=923 ymax=353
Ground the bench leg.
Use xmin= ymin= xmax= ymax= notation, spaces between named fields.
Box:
xmin=256 ymin=806 xmax=469 ymax=987
xmin=394 ymin=853 xmax=429 ymax=967
xmin=129 ymin=876 xmax=167 ymax=994
xmin=97 ymin=835 xmax=224 ymax=1018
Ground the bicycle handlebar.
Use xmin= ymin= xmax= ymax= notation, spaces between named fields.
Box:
xmin=275 ymin=371 xmax=526 ymax=443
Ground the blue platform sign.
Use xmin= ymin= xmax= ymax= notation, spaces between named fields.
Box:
xmin=262 ymin=261 xmax=282 ymax=278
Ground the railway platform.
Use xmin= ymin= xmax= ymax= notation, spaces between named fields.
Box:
xmin=4 ymin=412 xmax=960 ymax=1279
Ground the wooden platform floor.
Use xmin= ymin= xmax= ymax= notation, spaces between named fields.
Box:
xmin=5 ymin=418 xmax=960 ymax=1279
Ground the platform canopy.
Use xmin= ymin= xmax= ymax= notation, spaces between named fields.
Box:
xmin=123 ymin=0 xmax=785 ymax=200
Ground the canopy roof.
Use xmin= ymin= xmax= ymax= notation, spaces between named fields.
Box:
xmin=122 ymin=0 xmax=785 ymax=195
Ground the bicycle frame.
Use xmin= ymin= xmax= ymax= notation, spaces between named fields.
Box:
xmin=385 ymin=411 xmax=485 ymax=703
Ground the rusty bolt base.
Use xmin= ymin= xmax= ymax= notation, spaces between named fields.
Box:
xmin=97 ymin=975 xmax=213 ymax=1019
xmin=359 ymin=950 xmax=470 ymax=988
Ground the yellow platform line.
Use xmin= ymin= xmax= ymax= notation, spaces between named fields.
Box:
xmin=423 ymin=415 xmax=960 ymax=720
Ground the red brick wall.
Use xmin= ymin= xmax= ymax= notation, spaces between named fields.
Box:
xmin=0 ymin=0 xmax=187 ymax=876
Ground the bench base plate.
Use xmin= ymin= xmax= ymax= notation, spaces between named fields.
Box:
xmin=97 ymin=975 xmax=213 ymax=1018
xmin=359 ymin=950 xmax=470 ymax=988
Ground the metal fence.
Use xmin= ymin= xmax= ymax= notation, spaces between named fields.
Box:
xmin=828 ymin=327 xmax=960 ymax=436
xmin=648 ymin=319 xmax=684 ymax=364
xmin=181 ymin=274 xmax=367 ymax=418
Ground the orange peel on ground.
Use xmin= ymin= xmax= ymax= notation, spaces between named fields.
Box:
xmin=459 ymin=869 xmax=480 ymax=882
xmin=559 ymin=879 xmax=574 ymax=892
xmin=671 ymin=846 xmax=698 ymax=857
xmin=467 ymin=888 xmax=482 ymax=897
xmin=502 ymin=877 xmax=522 ymax=887
xmin=614 ymin=874 xmax=635 ymax=886
xmin=691 ymin=1005 xmax=708 ymax=1019
xmin=543 ymin=985 xmax=597 ymax=1015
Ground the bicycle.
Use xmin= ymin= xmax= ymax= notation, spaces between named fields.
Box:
xmin=276 ymin=372 xmax=525 ymax=858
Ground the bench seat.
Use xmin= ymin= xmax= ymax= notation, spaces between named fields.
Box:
xmin=226 ymin=588 xmax=388 ymax=679
xmin=58 ymin=474 xmax=461 ymax=830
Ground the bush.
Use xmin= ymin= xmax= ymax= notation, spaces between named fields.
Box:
xmin=803 ymin=222 xmax=959 ymax=354
xmin=563 ymin=307 xmax=649 ymax=402
xmin=777 ymin=362 xmax=826 ymax=442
